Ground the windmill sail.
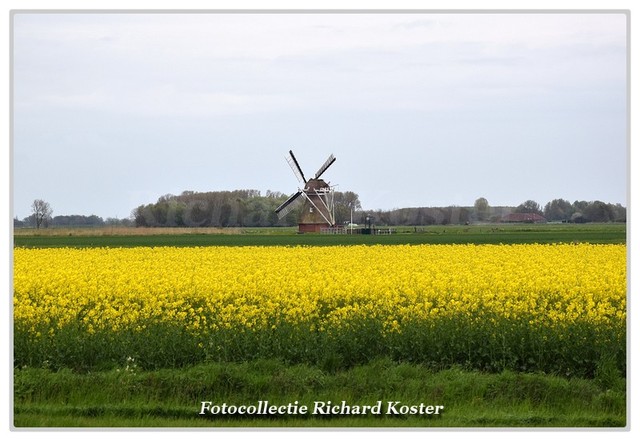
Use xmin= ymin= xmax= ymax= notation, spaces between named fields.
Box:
xmin=287 ymin=150 xmax=307 ymax=184
xmin=275 ymin=148 xmax=338 ymax=232
xmin=275 ymin=191 xmax=304 ymax=219
xmin=314 ymin=154 xmax=336 ymax=179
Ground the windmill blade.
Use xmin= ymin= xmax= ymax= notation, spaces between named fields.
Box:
xmin=314 ymin=154 xmax=336 ymax=179
xmin=275 ymin=191 xmax=304 ymax=219
xmin=287 ymin=150 xmax=307 ymax=184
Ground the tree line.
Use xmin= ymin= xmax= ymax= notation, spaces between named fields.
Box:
xmin=364 ymin=198 xmax=626 ymax=227
xmin=14 ymin=213 xmax=133 ymax=229
xmin=131 ymin=189 xmax=362 ymax=228
xmin=13 ymin=199 xmax=132 ymax=229
xmin=541 ymin=199 xmax=626 ymax=223
xmin=15 ymin=193 xmax=625 ymax=229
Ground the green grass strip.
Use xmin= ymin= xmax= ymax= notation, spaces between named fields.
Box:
xmin=13 ymin=358 xmax=626 ymax=428
xmin=13 ymin=223 xmax=626 ymax=248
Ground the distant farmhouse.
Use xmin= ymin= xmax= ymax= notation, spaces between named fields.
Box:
xmin=501 ymin=213 xmax=547 ymax=224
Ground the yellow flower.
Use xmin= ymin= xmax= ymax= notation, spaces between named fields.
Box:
xmin=13 ymin=244 xmax=625 ymax=338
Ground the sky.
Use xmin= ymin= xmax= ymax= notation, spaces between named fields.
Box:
xmin=11 ymin=11 xmax=628 ymax=220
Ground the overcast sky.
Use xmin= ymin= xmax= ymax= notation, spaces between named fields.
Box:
xmin=11 ymin=12 xmax=628 ymax=220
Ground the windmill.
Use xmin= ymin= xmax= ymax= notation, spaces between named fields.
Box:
xmin=275 ymin=150 xmax=337 ymax=233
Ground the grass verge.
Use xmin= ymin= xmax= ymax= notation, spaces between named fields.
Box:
xmin=13 ymin=223 xmax=626 ymax=247
xmin=13 ymin=358 xmax=626 ymax=428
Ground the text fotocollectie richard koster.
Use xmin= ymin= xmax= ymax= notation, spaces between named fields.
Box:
xmin=199 ymin=400 xmax=444 ymax=416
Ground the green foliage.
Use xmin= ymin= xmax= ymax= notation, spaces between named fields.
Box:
xmin=15 ymin=308 xmax=626 ymax=381
xmin=14 ymin=359 xmax=626 ymax=427
xmin=514 ymin=200 xmax=543 ymax=215
xmin=130 ymin=189 xmax=362 ymax=228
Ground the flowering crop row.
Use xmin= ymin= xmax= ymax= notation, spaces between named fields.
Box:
xmin=13 ymin=244 xmax=626 ymax=375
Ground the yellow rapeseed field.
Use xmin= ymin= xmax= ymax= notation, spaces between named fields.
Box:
xmin=13 ymin=244 xmax=626 ymax=373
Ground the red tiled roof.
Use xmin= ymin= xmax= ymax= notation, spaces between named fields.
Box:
xmin=501 ymin=213 xmax=547 ymax=223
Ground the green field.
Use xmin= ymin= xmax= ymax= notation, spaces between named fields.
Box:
xmin=12 ymin=222 xmax=628 ymax=428
xmin=13 ymin=223 xmax=627 ymax=248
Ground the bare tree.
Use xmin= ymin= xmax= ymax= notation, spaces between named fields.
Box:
xmin=31 ymin=199 xmax=53 ymax=229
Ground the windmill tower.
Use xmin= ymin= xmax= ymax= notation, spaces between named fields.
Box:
xmin=275 ymin=150 xmax=337 ymax=233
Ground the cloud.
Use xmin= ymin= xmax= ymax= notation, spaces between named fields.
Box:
xmin=15 ymin=13 xmax=625 ymax=118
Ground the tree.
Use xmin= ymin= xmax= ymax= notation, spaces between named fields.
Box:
xmin=31 ymin=199 xmax=53 ymax=229
xmin=514 ymin=200 xmax=543 ymax=215
xmin=572 ymin=200 xmax=589 ymax=213
xmin=544 ymin=199 xmax=573 ymax=222
xmin=330 ymin=191 xmax=362 ymax=225
xmin=474 ymin=197 xmax=489 ymax=221
xmin=611 ymin=203 xmax=627 ymax=222
xmin=583 ymin=200 xmax=615 ymax=223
